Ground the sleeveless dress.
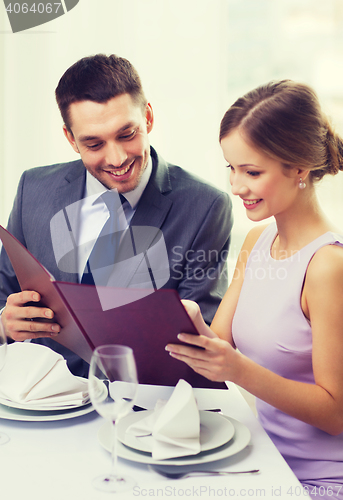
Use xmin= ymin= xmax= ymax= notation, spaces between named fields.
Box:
xmin=232 ymin=222 xmax=343 ymax=500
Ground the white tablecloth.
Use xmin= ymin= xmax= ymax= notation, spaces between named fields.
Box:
xmin=0 ymin=382 xmax=302 ymax=500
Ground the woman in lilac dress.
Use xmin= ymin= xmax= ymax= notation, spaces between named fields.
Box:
xmin=166 ymin=81 xmax=343 ymax=499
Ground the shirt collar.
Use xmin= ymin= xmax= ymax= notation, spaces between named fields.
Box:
xmin=85 ymin=156 xmax=152 ymax=209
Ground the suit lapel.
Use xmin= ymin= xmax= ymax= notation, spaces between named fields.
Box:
xmin=130 ymin=147 xmax=173 ymax=228
xmin=51 ymin=161 xmax=86 ymax=283
xmin=53 ymin=161 xmax=86 ymax=216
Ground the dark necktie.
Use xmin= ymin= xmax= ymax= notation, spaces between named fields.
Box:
xmin=81 ymin=191 xmax=126 ymax=286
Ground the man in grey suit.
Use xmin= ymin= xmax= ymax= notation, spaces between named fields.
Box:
xmin=0 ymin=54 xmax=233 ymax=377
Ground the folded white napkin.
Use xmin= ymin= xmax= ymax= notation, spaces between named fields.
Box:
xmin=0 ymin=343 xmax=89 ymax=408
xmin=127 ymin=379 xmax=201 ymax=460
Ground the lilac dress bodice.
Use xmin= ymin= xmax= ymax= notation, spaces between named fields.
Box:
xmin=232 ymin=222 xmax=343 ymax=497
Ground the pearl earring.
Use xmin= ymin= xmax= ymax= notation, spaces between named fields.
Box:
xmin=299 ymin=178 xmax=306 ymax=190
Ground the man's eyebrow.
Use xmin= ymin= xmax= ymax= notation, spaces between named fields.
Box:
xmin=79 ymin=135 xmax=100 ymax=143
xmin=118 ymin=122 xmax=136 ymax=133
xmin=78 ymin=122 xmax=136 ymax=143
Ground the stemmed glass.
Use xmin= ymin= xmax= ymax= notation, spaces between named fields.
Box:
xmin=0 ymin=320 xmax=10 ymax=445
xmin=88 ymin=344 xmax=138 ymax=493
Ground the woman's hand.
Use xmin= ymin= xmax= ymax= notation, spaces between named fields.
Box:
xmin=172 ymin=299 xmax=242 ymax=382
xmin=166 ymin=331 xmax=241 ymax=383
xmin=181 ymin=299 xmax=217 ymax=338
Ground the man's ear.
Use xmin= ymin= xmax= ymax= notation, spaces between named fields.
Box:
xmin=145 ymin=103 xmax=154 ymax=134
xmin=63 ymin=125 xmax=80 ymax=154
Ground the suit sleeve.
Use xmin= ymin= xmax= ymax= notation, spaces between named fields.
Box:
xmin=174 ymin=191 xmax=233 ymax=325
xmin=0 ymin=172 xmax=26 ymax=309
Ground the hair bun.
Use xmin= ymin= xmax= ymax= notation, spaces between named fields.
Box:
xmin=324 ymin=124 xmax=343 ymax=177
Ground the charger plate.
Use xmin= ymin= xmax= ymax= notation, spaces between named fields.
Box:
xmin=98 ymin=414 xmax=251 ymax=466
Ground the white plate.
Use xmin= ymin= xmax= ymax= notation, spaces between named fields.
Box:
xmin=0 ymin=401 xmax=95 ymax=421
xmin=0 ymin=396 xmax=90 ymax=412
xmin=117 ymin=410 xmax=235 ymax=454
xmin=98 ymin=415 xmax=251 ymax=466
xmin=0 ymin=377 xmax=106 ymax=412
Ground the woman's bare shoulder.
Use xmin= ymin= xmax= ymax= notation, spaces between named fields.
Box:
xmin=242 ymin=224 xmax=270 ymax=251
xmin=234 ymin=224 xmax=270 ymax=270
xmin=306 ymin=243 xmax=343 ymax=286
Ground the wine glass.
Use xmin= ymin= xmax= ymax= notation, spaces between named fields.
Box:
xmin=88 ymin=344 xmax=138 ymax=493
xmin=0 ymin=320 xmax=10 ymax=445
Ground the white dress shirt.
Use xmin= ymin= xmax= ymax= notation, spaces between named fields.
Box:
xmin=77 ymin=157 xmax=152 ymax=280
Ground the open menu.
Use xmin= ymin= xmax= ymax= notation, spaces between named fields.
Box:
xmin=0 ymin=225 xmax=226 ymax=389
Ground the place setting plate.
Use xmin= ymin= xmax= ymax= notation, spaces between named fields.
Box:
xmin=0 ymin=377 xmax=107 ymax=421
xmin=0 ymin=400 xmax=95 ymax=421
xmin=116 ymin=410 xmax=235 ymax=453
xmin=98 ymin=411 xmax=251 ymax=466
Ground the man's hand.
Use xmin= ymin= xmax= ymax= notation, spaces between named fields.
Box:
xmin=2 ymin=291 xmax=61 ymax=341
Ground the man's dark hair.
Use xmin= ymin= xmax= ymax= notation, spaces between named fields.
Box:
xmin=55 ymin=54 xmax=147 ymax=132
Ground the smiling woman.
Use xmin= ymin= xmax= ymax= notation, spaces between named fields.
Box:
xmin=166 ymin=80 xmax=343 ymax=500
xmin=221 ymin=129 xmax=303 ymax=223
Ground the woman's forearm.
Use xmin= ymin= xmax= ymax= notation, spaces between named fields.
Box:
xmin=235 ymin=352 xmax=343 ymax=436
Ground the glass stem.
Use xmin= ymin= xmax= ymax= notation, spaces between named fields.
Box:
xmin=110 ymin=421 xmax=118 ymax=479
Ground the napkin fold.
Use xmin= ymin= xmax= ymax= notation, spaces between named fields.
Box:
xmin=127 ymin=379 xmax=201 ymax=460
xmin=0 ymin=342 xmax=89 ymax=408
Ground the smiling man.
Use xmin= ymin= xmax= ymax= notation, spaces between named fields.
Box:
xmin=63 ymin=95 xmax=153 ymax=193
xmin=0 ymin=54 xmax=233 ymax=376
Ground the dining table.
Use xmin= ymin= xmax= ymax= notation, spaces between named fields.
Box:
xmin=1 ymin=381 xmax=304 ymax=500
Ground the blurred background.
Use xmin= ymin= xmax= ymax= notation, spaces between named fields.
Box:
xmin=1 ymin=0 xmax=343 ymax=273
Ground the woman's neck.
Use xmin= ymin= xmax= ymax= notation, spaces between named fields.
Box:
xmin=272 ymin=189 xmax=333 ymax=259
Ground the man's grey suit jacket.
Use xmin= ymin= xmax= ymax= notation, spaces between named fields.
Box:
xmin=0 ymin=147 xmax=233 ymax=375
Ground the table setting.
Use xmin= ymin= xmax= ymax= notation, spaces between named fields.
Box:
xmin=0 ymin=338 xmax=304 ymax=500
xmin=104 ymin=378 xmax=253 ymax=469
xmin=0 ymin=342 xmax=101 ymax=421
